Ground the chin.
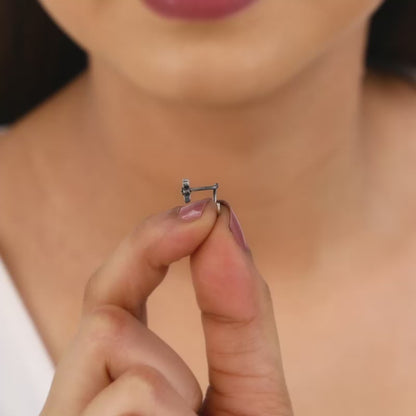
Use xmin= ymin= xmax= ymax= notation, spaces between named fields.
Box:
xmin=97 ymin=38 xmax=320 ymax=109
xmin=39 ymin=0 xmax=382 ymax=108
xmin=79 ymin=0 xmax=383 ymax=110
xmin=90 ymin=8 xmax=368 ymax=109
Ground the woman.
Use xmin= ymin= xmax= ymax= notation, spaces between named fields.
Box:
xmin=0 ymin=0 xmax=415 ymax=414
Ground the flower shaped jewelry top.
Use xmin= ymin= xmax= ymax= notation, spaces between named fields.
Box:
xmin=181 ymin=179 xmax=221 ymax=213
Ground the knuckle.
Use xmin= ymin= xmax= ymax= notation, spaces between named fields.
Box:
xmin=88 ymin=305 xmax=128 ymax=337
xmin=132 ymin=365 xmax=169 ymax=392
xmin=127 ymin=221 xmax=169 ymax=275
xmin=120 ymin=366 xmax=169 ymax=407
xmin=125 ymin=220 xmax=161 ymax=270
xmin=82 ymin=305 xmax=129 ymax=353
xmin=127 ymin=215 xmax=154 ymax=248
xmin=202 ymin=310 xmax=257 ymax=331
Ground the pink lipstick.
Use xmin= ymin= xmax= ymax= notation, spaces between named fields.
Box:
xmin=141 ymin=0 xmax=258 ymax=20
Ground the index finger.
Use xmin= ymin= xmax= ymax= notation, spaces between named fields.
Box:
xmin=82 ymin=198 xmax=218 ymax=320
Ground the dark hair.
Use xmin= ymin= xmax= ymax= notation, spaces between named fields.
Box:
xmin=0 ymin=0 xmax=415 ymax=125
xmin=366 ymin=0 xmax=416 ymax=80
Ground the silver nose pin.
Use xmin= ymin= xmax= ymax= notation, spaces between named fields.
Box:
xmin=181 ymin=179 xmax=221 ymax=213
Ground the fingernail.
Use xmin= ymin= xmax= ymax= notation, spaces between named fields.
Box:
xmin=218 ymin=200 xmax=249 ymax=250
xmin=178 ymin=198 xmax=211 ymax=221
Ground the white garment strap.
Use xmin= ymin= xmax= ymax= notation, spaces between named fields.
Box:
xmin=0 ymin=257 xmax=55 ymax=416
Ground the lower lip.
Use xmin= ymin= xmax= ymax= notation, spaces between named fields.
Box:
xmin=141 ymin=0 xmax=258 ymax=20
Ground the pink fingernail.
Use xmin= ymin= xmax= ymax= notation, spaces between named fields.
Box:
xmin=218 ymin=200 xmax=249 ymax=250
xmin=178 ymin=198 xmax=210 ymax=221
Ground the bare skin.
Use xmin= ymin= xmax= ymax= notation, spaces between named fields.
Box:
xmin=1 ymin=0 xmax=416 ymax=414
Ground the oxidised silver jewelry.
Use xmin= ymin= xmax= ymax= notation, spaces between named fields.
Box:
xmin=181 ymin=179 xmax=221 ymax=213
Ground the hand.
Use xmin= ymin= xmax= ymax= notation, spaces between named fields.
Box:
xmin=40 ymin=197 xmax=293 ymax=415
xmin=191 ymin=200 xmax=293 ymax=416
xmin=40 ymin=198 xmax=219 ymax=415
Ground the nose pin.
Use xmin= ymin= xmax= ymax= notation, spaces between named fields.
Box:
xmin=181 ymin=179 xmax=221 ymax=213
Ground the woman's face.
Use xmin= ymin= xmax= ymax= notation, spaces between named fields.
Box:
xmin=38 ymin=0 xmax=382 ymax=106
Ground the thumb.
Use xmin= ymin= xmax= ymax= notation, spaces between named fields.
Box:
xmin=190 ymin=200 xmax=293 ymax=416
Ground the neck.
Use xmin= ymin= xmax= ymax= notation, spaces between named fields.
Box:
xmin=37 ymin=23 xmax=371 ymax=275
